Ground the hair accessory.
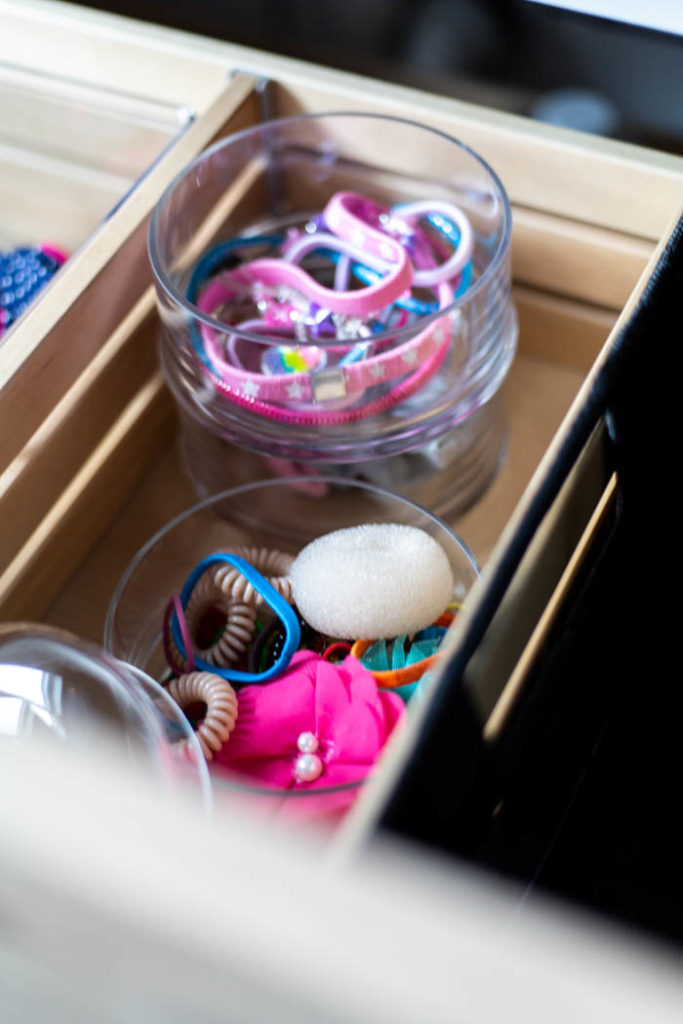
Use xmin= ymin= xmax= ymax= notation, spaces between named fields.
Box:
xmin=167 ymin=671 xmax=238 ymax=761
xmin=171 ymin=554 xmax=301 ymax=684
xmin=179 ymin=545 xmax=294 ymax=672
xmin=184 ymin=189 xmax=477 ymax=424
xmin=324 ymin=198 xmax=473 ymax=290
xmin=208 ymin=546 xmax=294 ymax=606
xmin=322 ymin=641 xmax=352 ymax=662
xmin=0 ymin=244 xmax=68 ymax=336
xmin=281 ymin=231 xmax=407 ymax=317
xmin=390 ymin=200 xmax=474 ymax=287
xmin=163 ymin=594 xmax=195 ymax=675
xmin=261 ymin=344 xmax=326 ymax=375
xmin=185 ymin=233 xmax=284 ymax=294
xmin=183 ymin=569 xmax=258 ymax=668
xmin=328 ymin=255 xmax=438 ymax=316
xmin=247 ymin=192 xmax=413 ymax=317
xmin=194 ymin=280 xmax=454 ymax=425
xmin=290 ymin=523 xmax=454 ymax=639
xmin=351 ymin=612 xmax=454 ymax=688
xmin=246 ymin=616 xmax=284 ymax=674
xmin=212 ymin=649 xmax=405 ymax=791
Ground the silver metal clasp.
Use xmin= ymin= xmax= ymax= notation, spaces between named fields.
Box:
xmin=311 ymin=368 xmax=348 ymax=402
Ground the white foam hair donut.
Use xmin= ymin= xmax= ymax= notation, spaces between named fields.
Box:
xmin=290 ymin=523 xmax=454 ymax=639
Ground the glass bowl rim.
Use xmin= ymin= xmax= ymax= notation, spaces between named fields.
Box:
xmin=147 ymin=109 xmax=513 ymax=349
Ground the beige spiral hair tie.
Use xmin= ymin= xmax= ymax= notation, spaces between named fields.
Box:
xmin=212 ymin=546 xmax=294 ymax=606
xmin=168 ymin=671 xmax=238 ymax=761
xmin=183 ymin=567 xmax=257 ymax=668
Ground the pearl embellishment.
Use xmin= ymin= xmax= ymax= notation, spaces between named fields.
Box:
xmin=297 ymin=731 xmax=319 ymax=754
xmin=294 ymin=752 xmax=323 ymax=783
xmin=294 ymin=732 xmax=323 ymax=783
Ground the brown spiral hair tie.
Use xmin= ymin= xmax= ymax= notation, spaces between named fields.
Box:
xmin=183 ymin=567 xmax=257 ymax=668
xmin=168 ymin=671 xmax=238 ymax=761
xmin=212 ymin=546 xmax=294 ymax=606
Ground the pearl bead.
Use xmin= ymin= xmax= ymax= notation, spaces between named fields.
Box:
xmin=293 ymin=752 xmax=323 ymax=783
xmin=297 ymin=731 xmax=319 ymax=754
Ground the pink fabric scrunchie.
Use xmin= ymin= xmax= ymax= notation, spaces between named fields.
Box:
xmin=212 ymin=650 xmax=405 ymax=790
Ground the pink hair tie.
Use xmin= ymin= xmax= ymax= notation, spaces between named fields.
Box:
xmin=190 ymin=188 xmax=470 ymax=424
xmin=281 ymin=231 xmax=408 ymax=318
xmin=213 ymin=649 xmax=405 ymax=791
xmin=324 ymin=197 xmax=473 ymax=287
xmin=396 ymin=200 xmax=474 ymax=286
xmin=243 ymin=191 xmax=412 ymax=317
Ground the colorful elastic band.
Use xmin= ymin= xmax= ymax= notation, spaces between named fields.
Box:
xmin=195 ymin=279 xmax=454 ymax=421
xmin=171 ymin=553 xmax=301 ymax=684
xmin=183 ymin=190 xmax=476 ymax=424
xmin=248 ymin=192 xmax=413 ymax=316
xmin=350 ymin=612 xmax=454 ymax=688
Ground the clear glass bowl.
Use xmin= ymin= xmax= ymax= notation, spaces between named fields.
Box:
xmin=149 ymin=112 xmax=517 ymax=518
xmin=0 ymin=622 xmax=210 ymax=808
xmin=104 ymin=478 xmax=479 ymax=825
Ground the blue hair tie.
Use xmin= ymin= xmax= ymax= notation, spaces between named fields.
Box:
xmin=171 ymin=553 xmax=301 ymax=684
xmin=185 ymin=234 xmax=284 ymax=373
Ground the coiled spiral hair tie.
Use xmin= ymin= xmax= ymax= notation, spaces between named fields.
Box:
xmin=211 ymin=546 xmax=294 ymax=605
xmin=168 ymin=671 xmax=238 ymax=761
xmin=184 ymin=568 xmax=258 ymax=667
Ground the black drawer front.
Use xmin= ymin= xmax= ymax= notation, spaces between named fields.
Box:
xmin=378 ymin=213 xmax=683 ymax=947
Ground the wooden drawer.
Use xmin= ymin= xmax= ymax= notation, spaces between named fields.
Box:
xmin=0 ymin=3 xmax=681 ymax=742
xmin=2 ymin=0 xmax=683 ymax=1013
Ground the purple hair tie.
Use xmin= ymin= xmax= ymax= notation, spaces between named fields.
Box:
xmin=163 ymin=593 xmax=195 ymax=675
